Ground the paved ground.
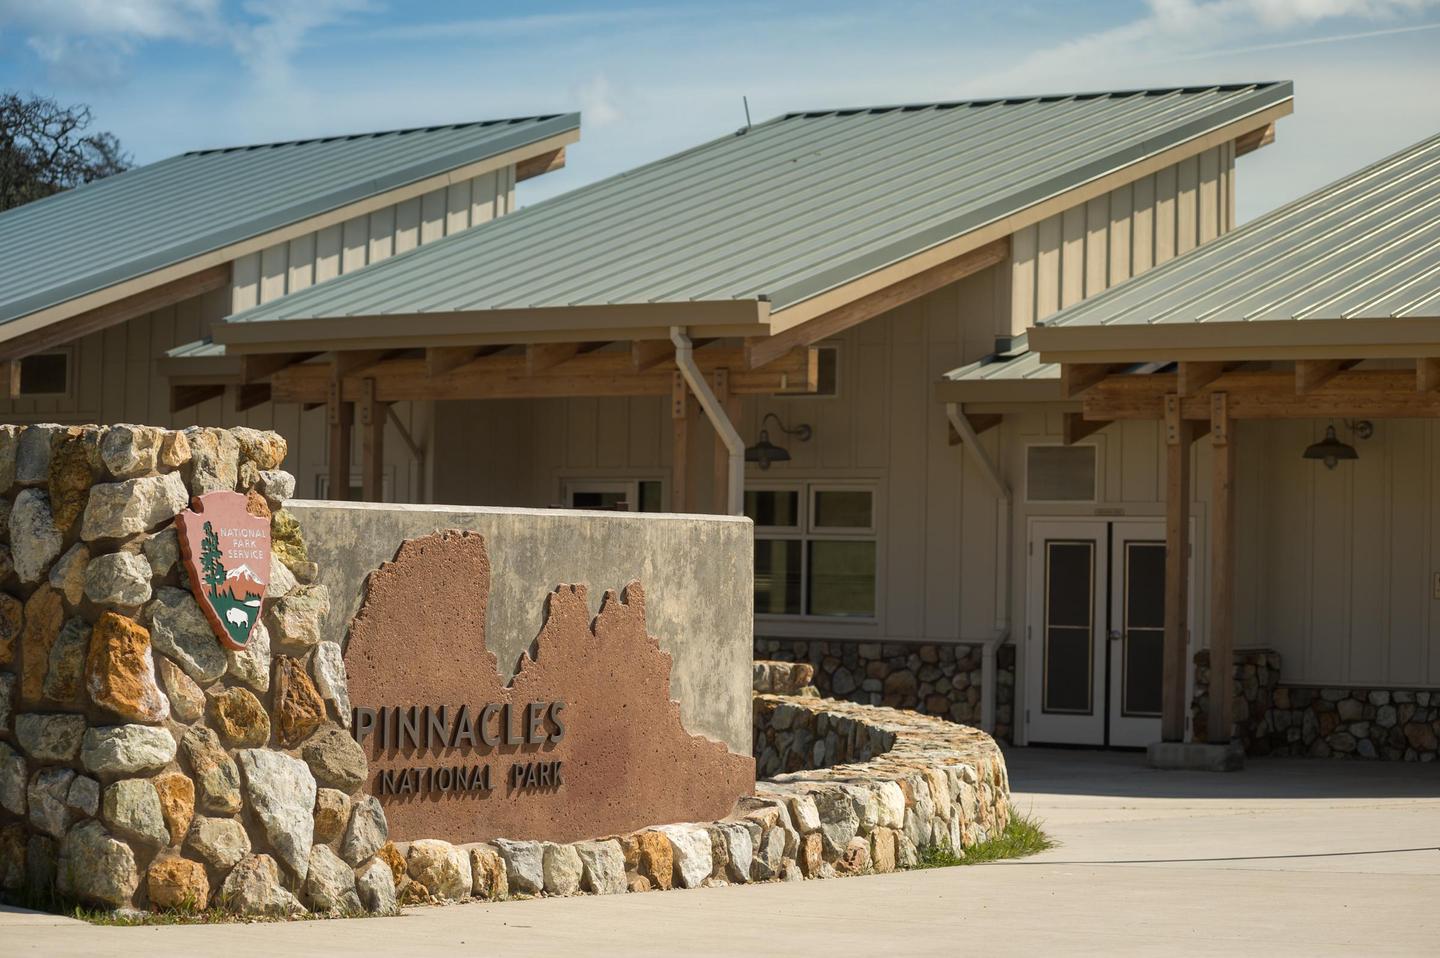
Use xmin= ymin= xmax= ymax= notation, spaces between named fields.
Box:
xmin=6 ymin=747 xmax=1439 ymax=957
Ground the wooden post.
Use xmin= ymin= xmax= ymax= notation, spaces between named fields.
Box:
xmin=1162 ymin=394 xmax=1191 ymax=742
xmin=671 ymin=371 xmax=689 ymax=512
xmin=326 ymin=376 xmax=353 ymax=501
xmin=712 ymin=368 xmax=742 ymax=514
xmin=358 ymin=378 xmax=385 ymax=502
xmin=1208 ymin=392 xmax=1236 ymax=745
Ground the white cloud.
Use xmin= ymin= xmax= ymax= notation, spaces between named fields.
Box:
xmin=976 ymin=0 xmax=1440 ymax=91
xmin=575 ymin=74 xmax=623 ymax=128
xmin=227 ymin=0 xmax=373 ymax=83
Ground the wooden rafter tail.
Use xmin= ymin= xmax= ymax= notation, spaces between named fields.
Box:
xmin=332 ymin=349 xmax=390 ymax=377
xmin=631 ymin=339 xmax=674 ymax=371
xmin=269 ymin=345 xmax=816 ymax=403
xmin=1417 ymin=357 xmax=1440 ymax=393
xmin=747 ymin=237 xmax=1009 ymax=369
xmin=515 ymin=146 xmax=566 ymax=182
xmin=1060 ymin=362 xmax=1118 ymax=399
xmin=525 ymin=341 xmax=582 ymax=375
xmin=241 ymin=351 xmax=312 ymax=384
xmin=1234 ymin=121 xmax=1276 ymax=157
xmin=1294 ymin=358 xmax=1353 ymax=394
xmin=425 ymin=345 xmax=480 ymax=377
xmin=1177 ymin=360 xmax=1225 ymax=397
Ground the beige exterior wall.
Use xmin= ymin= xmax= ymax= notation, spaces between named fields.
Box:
xmin=991 ymin=411 xmax=1440 ymax=696
xmin=0 ymin=167 xmax=520 ymax=504
xmin=1006 ymin=143 xmax=1234 ymax=336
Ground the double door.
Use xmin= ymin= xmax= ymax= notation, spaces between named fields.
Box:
xmin=1025 ymin=518 xmax=1179 ymax=748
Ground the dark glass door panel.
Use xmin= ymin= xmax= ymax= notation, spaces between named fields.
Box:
xmin=1043 ymin=540 xmax=1094 ymax=714
xmin=1122 ymin=542 xmax=1165 ymax=717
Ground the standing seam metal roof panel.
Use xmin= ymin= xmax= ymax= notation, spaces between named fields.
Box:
xmin=219 ymin=83 xmax=1292 ymax=327
xmin=1036 ymin=130 xmax=1440 ymax=329
xmin=0 ymin=113 xmax=580 ymax=327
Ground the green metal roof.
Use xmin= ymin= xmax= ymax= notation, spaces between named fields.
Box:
xmin=218 ymin=83 xmax=1292 ymax=332
xmin=1036 ymin=130 xmax=1440 ymax=331
xmin=944 ymin=130 xmax=1440 ymax=397
xmin=0 ymin=113 xmax=580 ymax=328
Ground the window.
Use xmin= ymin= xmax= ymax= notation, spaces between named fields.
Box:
xmin=747 ymin=483 xmax=876 ymax=618
xmin=15 ymin=350 xmax=71 ymax=397
xmin=1026 ymin=445 xmax=1097 ymax=503
xmin=564 ymin=479 xmax=664 ymax=512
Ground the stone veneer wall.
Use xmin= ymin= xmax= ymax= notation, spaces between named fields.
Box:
xmin=754 ymin=637 xmax=1016 ymax=742
xmin=1192 ymin=649 xmax=1440 ymax=761
xmin=0 ymin=423 xmax=397 ymax=916
xmin=371 ymin=663 xmax=1011 ymax=905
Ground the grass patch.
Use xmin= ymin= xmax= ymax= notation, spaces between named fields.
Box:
xmin=911 ymin=813 xmax=1055 ymax=869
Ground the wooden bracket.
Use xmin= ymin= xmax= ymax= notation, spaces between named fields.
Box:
xmin=1164 ymin=394 xmax=1181 ymax=444
xmin=1418 ymin=358 xmax=1440 ymax=393
xmin=1061 ymin=363 xmax=1117 ymax=399
xmin=1210 ymin=392 xmax=1230 ymax=444
xmin=1177 ymin=361 xmax=1225 ymax=397
xmin=1063 ymin=413 xmax=1108 ymax=446
xmin=947 ymin=412 xmax=1002 ymax=446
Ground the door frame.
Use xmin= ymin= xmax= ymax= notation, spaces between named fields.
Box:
xmin=1023 ymin=515 xmax=1198 ymax=748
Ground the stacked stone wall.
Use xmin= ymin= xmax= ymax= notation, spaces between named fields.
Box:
xmin=754 ymin=637 xmax=1016 ymax=742
xmin=0 ymin=423 xmax=395 ymax=916
xmin=379 ymin=669 xmax=1010 ymax=904
xmin=1192 ymin=649 xmax=1440 ymax=761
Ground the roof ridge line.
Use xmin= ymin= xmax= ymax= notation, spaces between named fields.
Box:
xmin=775 ymin=81 xmax=1287 ymax=122
xmin=183 ymin=113 xmax=578 ymax=157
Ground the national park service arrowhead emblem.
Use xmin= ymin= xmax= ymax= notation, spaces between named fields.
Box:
xmin=176 ymin=491 xmax=271 ymax=651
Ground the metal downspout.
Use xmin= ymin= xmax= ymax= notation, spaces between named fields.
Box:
xmin=671 ymin=327 xmax=745 ymax=516
xmin=947 ymin=402 xmax=1013 ymax=734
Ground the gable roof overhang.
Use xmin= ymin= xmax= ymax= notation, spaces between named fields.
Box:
xmin=0 ymin=114 xmax=581 ymax=363
xmin=203 ymin=84 xmax=1293 ymax=364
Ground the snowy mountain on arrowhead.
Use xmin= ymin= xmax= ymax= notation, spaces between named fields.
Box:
xmin=218 ymin=563 xmax=266 ymax=598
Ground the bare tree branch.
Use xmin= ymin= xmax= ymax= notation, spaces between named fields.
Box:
xmin=0 ymin=92 xmax=133 ymax=211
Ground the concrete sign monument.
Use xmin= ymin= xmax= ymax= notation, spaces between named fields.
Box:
xmin=176 ymin=490 xmax=271 ymax=650
xmin=343 ymin=529 xmax=754 ymax=844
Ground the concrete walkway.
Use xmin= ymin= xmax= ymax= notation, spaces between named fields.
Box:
xmin=7 ymin=748 xmax=1439 ymax=957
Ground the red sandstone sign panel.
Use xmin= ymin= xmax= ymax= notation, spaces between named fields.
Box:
xmin=343 ymin=530 xmax=755 ymax=844
xmin=176 ymin=491 xmax=271 ymax=651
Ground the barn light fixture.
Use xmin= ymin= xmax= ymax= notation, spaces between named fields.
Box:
xmin=745 ymin=413 xmax=812 ymax=469
xmin=1302 ymin=420 xmax=1372 ymax=469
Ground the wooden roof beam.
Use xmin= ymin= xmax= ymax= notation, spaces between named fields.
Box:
xmin=526 ymin=341 xmax=581 ymax=375
xmin=270 ymin=346 xmax=817 ymax=404
xmin=426 ymin=344 xmax=507 ymax=377
xmin=1061 ymin=362 xmax=1122 ymax=399
xmin=631 ymin=340 xmax=674 ymax=371
xmin=515 ymin=146 xmax=566 ymax=182
xmin=332 ymin=350 xmax=391 ymax=377
xmin=1084 ymin=369 xmax=1440 ymax=420
xmin=1418 ymin=358 xmax=1440 ymax=393
xmin=1295 ymin=359 xmax=1355 ymax=394
xmin=241 ymin=351 xmax=314 ymax=383
xmin=1177 ymin=361 xmax=1226 ymax=397
xmin=748 ymin=237 xmax=1008 ymax=369
xmin=1234 ymin=122 xmax=1276 ymax=157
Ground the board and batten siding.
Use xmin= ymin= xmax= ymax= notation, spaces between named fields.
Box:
xmin=991 ymin=412 xmax=1440 ymax=691
xmin=1005 ymin=143 xmax=1235 ymax=336
xmin=0 ymin=168 xmax=518 ymax=506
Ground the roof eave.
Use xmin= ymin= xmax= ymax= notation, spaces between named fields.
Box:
xmin=210 ymin=299 xmax=773 ymax=354
xmin=1031 ymin=316 xmax=1440 ymax=363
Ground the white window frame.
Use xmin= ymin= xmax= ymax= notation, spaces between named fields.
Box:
xmin=14 ymin=346 xmax=75 ymax=399
xmin=1024 ymin=442 xmax=1099 ymax=505
xmin=750 ymin=479 xmax=878 ymax=622
xmin=562 ymin=478 xmax=666 ymax=512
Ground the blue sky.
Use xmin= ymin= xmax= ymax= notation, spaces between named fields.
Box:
xmin=1 ymin=1 xmax=1438 ymax=222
